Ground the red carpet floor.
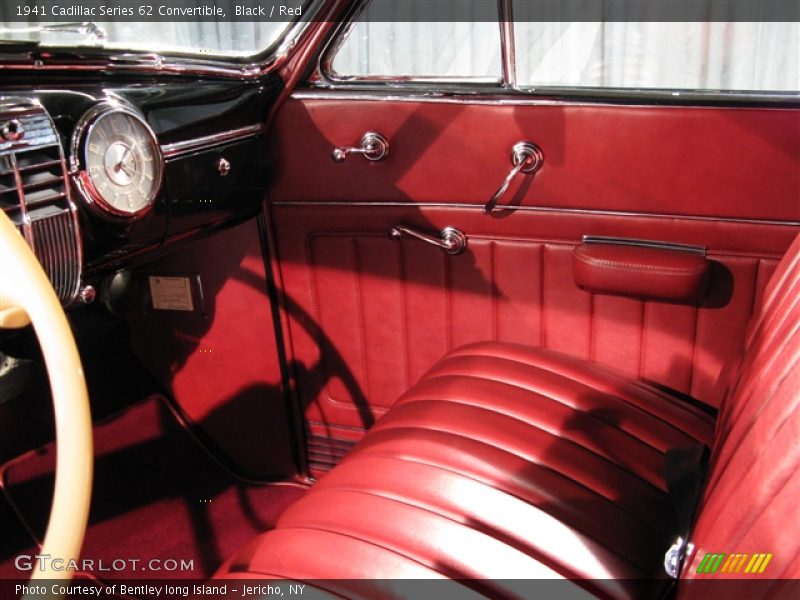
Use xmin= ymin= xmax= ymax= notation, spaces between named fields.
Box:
xmin=0 ymin=492 xmax=37 ymax=580
xmin=1 ymin=395 xmax=306 ymax=581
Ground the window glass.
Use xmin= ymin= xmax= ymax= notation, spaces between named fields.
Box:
xmin=329 ymin=3 xmax=501 ymax=80
xmin=0 ymin=6 xmax=309 ymax=58
xmin=514 ymin=21 xmax=800 ymax=91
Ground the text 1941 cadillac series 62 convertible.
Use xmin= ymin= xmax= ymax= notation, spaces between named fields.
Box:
xmin=0 ymin=1 xmax=798 ymax=599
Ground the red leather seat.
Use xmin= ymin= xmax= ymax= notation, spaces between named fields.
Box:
xmin=216 ymin=233 xmax=800 ymax=598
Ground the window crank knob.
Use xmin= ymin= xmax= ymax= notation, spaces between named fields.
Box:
xmin=332 ymin=132 xmax=389 ymax=163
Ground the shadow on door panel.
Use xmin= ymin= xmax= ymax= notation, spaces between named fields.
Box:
xmin=265 ymin=96 xmax=800 ymax=472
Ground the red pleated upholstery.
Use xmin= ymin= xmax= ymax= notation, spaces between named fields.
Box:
xmin=217 ymin=345 xmax=715 ymax=596
xmin=681 ymin=233 xmax=800 ymax=587
xmin=216 ymin=234 xmax=800 ymax=597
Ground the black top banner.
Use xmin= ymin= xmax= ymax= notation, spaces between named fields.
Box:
xmin=0 ymin=0 xmax=798 ymax=23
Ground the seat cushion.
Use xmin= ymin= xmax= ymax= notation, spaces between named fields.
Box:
xmin=216 ymin=341 xmax=715 ymax=598
xmin=681 ymin=232 xmax=800 ymax=587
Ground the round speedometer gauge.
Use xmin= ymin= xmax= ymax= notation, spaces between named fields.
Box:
xmin=73 ymin=105 xmax=163 ymax=218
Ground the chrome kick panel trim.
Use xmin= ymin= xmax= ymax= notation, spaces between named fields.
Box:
xmin=0 ymin=97 xmax=83 ymax=305
xmin=581 ymin=235 xmax=707 ymax=256
xmin=161 ymin=124 xmax=264 ymax=159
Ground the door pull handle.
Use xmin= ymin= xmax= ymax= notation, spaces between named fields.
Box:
xmin=484 ymin=141 xmax=543 ymax=213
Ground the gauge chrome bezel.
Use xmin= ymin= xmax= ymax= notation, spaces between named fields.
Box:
xmin=70 ymin=102 xmax=164 ymax=219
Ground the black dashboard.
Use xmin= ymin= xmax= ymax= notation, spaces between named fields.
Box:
xmin=0 ymin=73 xmax=281 ymax=307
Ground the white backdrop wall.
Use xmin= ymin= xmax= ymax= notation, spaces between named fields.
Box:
xmin=1 ymin=1 xmax=798 ymax=91
xmin=334 ymin=19 xmax=799 ymax=92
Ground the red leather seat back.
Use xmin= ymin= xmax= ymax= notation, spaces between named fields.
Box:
xmin=684 ymin=233 xmax=800 ymax=581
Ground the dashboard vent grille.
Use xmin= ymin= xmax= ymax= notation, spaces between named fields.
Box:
xmin=17 ymin=146 xmax=68 ymax=207
xmin=31 ymin=211 xmax=81 ymax=302
xmin=0 ymin=97 xmax=81 ymax=305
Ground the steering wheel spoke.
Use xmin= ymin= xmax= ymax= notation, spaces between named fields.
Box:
xmin=0 ymin=211 xmax=93 ymax=588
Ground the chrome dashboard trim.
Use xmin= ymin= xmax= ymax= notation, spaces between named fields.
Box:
xmin=0 ymin=96 xmax=83 ymax=305
xmin=0 ymin=57 xmax=262 ymax=78
xmin=271 ymin=201 xmax=800 ymax=228
xmin=160 ymin=124 xmax=264 ymax=159
xmin=8 ymin=152 xmax=33 ymax=245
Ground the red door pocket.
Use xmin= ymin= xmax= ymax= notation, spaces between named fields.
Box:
xmin=573 ymin=238 xmax=710 ymax=303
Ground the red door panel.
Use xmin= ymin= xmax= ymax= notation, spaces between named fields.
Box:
xmin=266 ymin=95 xmax=800 ymax=472
xmin=269 ymin=97 xmax=800 ymax=220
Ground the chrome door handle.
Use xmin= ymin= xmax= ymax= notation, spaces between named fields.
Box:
xmin=331 ymin=131 xmax=389 ymax=162
xmin=484 ymin=141 xmax=544 ymax=213
xmin=389 ymin=225 xmax=467 ymax=255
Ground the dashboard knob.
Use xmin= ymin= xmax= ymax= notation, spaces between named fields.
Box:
xmin=0 ymin=119 xmax=24 ymax=142
xmin=78 ymin=285 xmax=96 ymax=304
xmin=216 ymin=157 xmax=231 ymax=176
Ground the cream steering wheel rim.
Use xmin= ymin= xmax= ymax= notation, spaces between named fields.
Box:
xmin=0 ymin=211 xmax=93 ymax=586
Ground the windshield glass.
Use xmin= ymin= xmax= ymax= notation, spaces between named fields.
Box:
xmin=0 ymin=2 xmax=310 ymax=58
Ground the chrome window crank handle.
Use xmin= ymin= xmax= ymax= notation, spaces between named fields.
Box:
xmin=332 ymin=131 xmax=389 ymax=162
xmin=390 ymin=226 xmax=467 ymax=255
xmin=484 ymin=142 xmax=544 ymax=213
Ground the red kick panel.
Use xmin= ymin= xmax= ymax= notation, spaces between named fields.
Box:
xmin=269 ymin=97 xmax=800 ymax=222
xmin=273 ymin=204 xmax=796 ymax=447
xmin=128 ymin=219 xmax=296 ymax=479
